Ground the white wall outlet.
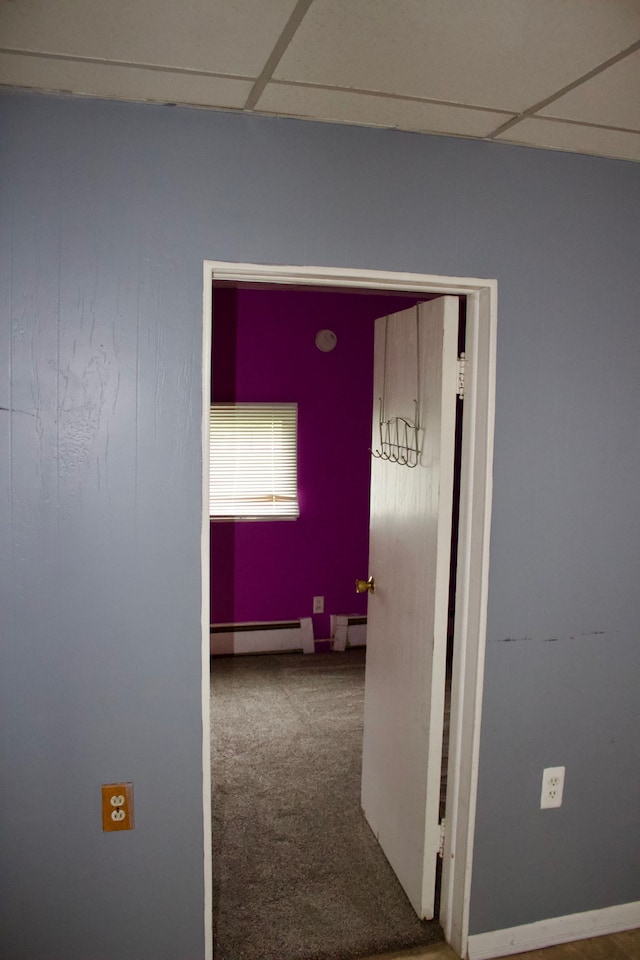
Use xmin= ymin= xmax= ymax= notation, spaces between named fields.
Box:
xmin=313 ymin=596 xmax=324 ymax=614
xmin=540 ymin=766 xmax=565 ymax=809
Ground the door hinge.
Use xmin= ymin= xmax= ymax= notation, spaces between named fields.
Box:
xmin=457 ymin=354 xmax=466 ymax=399
xmin=438 ymin=818 xmax=446 ymax=858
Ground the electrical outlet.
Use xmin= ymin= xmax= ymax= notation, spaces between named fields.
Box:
xmin=540 ymin=766 xmax=565 ymax=809
xmin=313 ymin=596 xmax=324 ymax=614
xmin=102 ymin=782 xmax=134 ymax=831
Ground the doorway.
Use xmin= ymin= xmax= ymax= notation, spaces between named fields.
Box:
xmin=200 ymin=262 xmax=497 ymax=960
xmin=210 ymin=284 xmax=447 ymax=959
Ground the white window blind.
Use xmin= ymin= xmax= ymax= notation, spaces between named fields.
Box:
xmin=209 ymin=403 xmax=299 ymax=520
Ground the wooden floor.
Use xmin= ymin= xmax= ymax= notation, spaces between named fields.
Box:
xmin=360 ymin=928 xmax=640 ymax=960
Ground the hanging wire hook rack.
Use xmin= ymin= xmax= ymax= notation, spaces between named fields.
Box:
xmin=371 ymin=397 xmax=421 ymax=467
xmin=370 ymin=311 xmax=422 ymax=468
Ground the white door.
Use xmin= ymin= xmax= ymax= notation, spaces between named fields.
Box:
xmin=361 ymin=296 xmax=459 ymax=920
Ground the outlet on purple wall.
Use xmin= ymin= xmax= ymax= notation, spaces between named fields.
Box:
xmin=210 ymin=286 xmax=424 ymax=640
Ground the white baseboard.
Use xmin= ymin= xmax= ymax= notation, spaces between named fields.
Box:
xmin=331 ymin=615 xmax=367 ymax=652
xmin=210 ymin=618 xmax=314 ymax=656
xmin=467 ymin=900 xmax=640 ymax=960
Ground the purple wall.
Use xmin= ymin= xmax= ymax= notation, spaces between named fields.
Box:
xmin=210 ymin=286 xmax=423 ymax=639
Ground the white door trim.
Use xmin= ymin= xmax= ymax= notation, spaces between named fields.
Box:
xmin=200 ymin=261 xmax=498 ymax=960
xmin=201 ymin=266 xmax=214 ymax=960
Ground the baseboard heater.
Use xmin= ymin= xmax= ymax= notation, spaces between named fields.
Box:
xmin=210 ymin=618 xmax=314 ymax=656
xmin=331 ymin=615 xmax=367 ymax=652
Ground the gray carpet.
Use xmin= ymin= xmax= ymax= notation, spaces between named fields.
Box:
xmin=210 ymin=649 xmax=443 ymax=960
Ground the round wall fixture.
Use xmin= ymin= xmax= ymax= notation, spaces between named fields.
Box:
xmin=315 ymin=329 xmax=337 ymax=352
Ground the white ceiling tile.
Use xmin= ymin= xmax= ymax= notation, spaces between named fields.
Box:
xmin=0 ymin=53 xmax=253 ymax=108
xmin=256 ymin=83 xmax=511 ymax=137
xmin=538 ymin=50 xmax=640 ymax=131
xmin=0 ymin=0 xmax=298 ymax=77
xmin=274 ymin=0 xmax=640 ymax=112
xmin=0 ymin=0 xmax=638 ymax=164
xmin=495 ymin=117 xmax=640 ymax=162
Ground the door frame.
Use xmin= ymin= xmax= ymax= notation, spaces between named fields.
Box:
xmin=200 ymin=261 xmax=497 ymax=960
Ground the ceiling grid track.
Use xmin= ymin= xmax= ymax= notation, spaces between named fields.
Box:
xmin=0 ymin=46 xmax=253 ymax=82
xmin=243 ymin=0 xmax=315 ymax=111
xmin=487 ymin=37 xmax=640 ymax=140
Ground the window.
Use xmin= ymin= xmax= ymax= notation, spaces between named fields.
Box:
xmin=209 ymin=403 xmax=299 ymax=520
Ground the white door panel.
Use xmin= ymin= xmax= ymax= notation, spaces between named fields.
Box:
xmin=361 ymin=296 xmax=459 ymax=919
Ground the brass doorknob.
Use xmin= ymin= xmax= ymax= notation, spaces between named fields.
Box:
xmin=355 ymin=576 xmax=375 ymax=594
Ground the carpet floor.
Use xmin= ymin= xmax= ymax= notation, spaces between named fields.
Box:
xmin=210 ymin=649 xmax=444 ymax=960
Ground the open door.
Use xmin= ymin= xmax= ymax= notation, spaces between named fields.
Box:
xmin=361 ymin=296 xmax=459 ymax=920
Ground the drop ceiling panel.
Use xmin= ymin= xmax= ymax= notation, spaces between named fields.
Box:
xmin=257 ymin=83 xmax=510 ymax=137
xmin=1 ymin=0 xmax=640 ymax=163
xmin=538 ymin=50 xmax=640 ymax=131
xmin=0 ymin=53 xmax=253 ymax=108
xmin=496 ymin=117 xmax=640 ymax=163
xmin=273 ymin=0 xmax=640 ymax=113
xmin=0 ymin=0 xmax=298 ymax=77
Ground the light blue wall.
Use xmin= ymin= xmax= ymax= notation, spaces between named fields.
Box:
xmin=1 ymin=89 xmax=639 ymax=958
